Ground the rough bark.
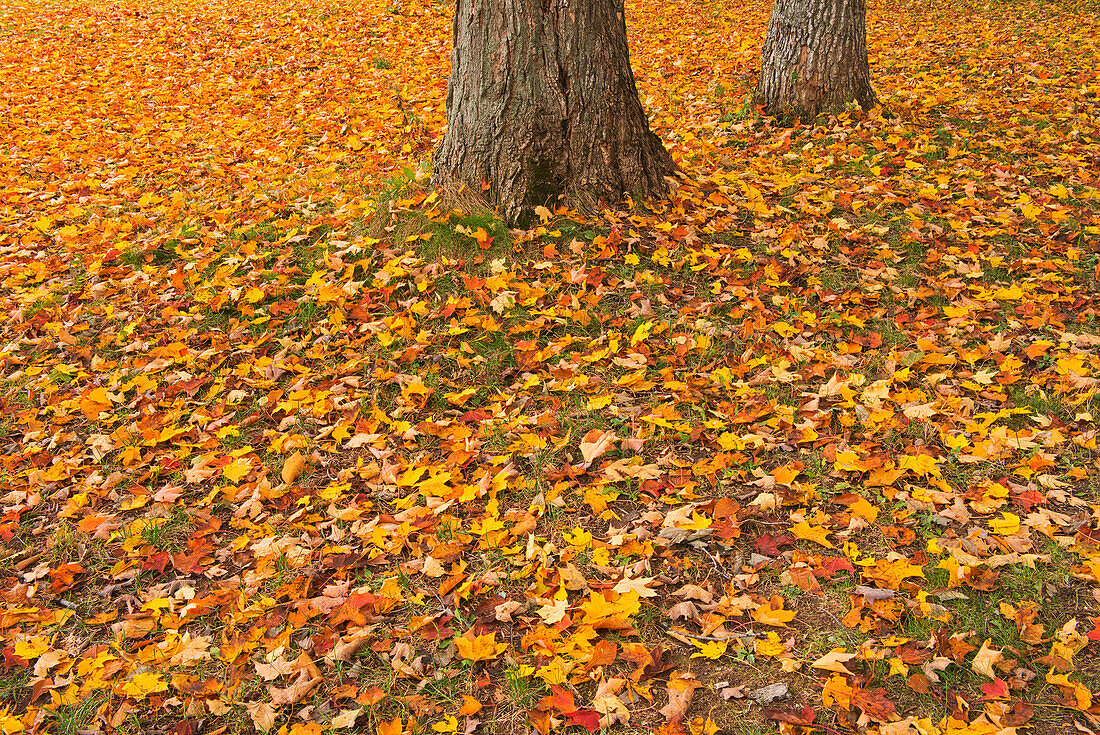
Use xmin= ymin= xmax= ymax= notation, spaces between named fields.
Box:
xmin=432 ymin=0 xmax=675 ymax=221
xmin=757 ymin=0 xmax=876 ymax=118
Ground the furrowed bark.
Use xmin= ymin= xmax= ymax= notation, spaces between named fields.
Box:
xmin=432 ymin=0 xmax=675 ymax=222
xmin=757 ymin=0 xmax=876 ymax=118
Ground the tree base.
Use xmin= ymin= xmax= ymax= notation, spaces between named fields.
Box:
xmin=432 ymin=0 xmax=675 ymax=222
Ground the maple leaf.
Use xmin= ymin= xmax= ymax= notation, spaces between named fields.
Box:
xmin=563 ymin=709 xmax=601 ymax=733
xmin=851 ymin=687 xmax=897 ymax=723
xmin=612 ymin=575 xmax=659 ymax=598
xmin=790 ymin=520 xmax=833 ymax=549
xmin=536 ymin=598 xmax=569 ymax=625
xmin=168 ymin=634 xmax=212 ymax=666
xmin=246 ymin=701 xmax=278 ymax=732
xmin=971 ymin=639 xmax=1004 ymax=679
xmin=862 ymin=557 xmax=925 ymax=590
xmin=988 ymin=512 xmax=1021 ymax=535
xmin=431 ymin=715 xmax=459 ymax=733
xmin=752 ymin=596 xmax=796 ymax=627
xmin=755 ymin=631 xmax=786 ymax=657
xmin=454 ymin=629 xmax=506 ymax=662
xmin=376 ymin=716 xmax=405 ymax=735
xmin=222 ymin=457 xmax=252 ymax=483
xmin=118 ymin=672 xmax=169 ymax=700
xmin=689 ymin=639 xmax=728 ymax=659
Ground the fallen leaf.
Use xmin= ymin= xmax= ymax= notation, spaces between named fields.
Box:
xmin=971 ymin=639 xmax=1004 ymax=678
xmin=812 ymin=649 xmax=858 ymax=675
xmin=246 ymin=701 xmax=277 ymax=731
xmin=659 ymin=671 xmax=699 ymax=722
xmin=268 ymin=669 xmax=322 ymax=706
xmin=580 ymin=430 xmax=619 ymax=465
xmin=281 ymin=451 xmax=305 ymax=485
xmin=454 ymin=629 xmax=506 ymax=662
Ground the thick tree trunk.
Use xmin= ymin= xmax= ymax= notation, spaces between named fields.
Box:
xmin=756 ymin=0 xmax=876 ymax=118
xmin=432 ymin=0 xmax=675 ymax=221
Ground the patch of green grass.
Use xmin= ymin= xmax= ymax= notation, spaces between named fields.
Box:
xmin=48 ymin=692 xmax=105 ymax=735
xmin=503 ymin=665 xmax=543 ymax=708
xmin=0 ymin=666 xmax=30 ymax=712
xmin=135 ymin=511 xmax=192 ymax=553
xmin=1010 ymin=386 xmax=1073 ymax=420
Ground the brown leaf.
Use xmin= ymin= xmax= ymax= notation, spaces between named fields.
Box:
xmin=268 ymin=669 xmax=322 ymax=706
xmin=851 ymin=687 xmax=898 ymax=723
xmin=761 ymin=704 xmax=816 ymax=726
xmin=907 ymin=673 xmax=930 ymax=694
xmin=971 ymin=639 xmax=1004 ymax=678
xmin=579 ymin=429 xmax=619 ymax=466
xmin=667 ymin=601 xmax=698 ymax=620
xmin=246 ymin=701 xmax=278 ymax=731
xmin=658 ymin=671 xmax=699 ymax=722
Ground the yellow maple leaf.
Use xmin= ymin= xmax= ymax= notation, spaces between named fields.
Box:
xmin=821 ymin=674 xmax=853 ymax=709
xmin=586 ymin=394 xmax=613 ymax=410
xmin=454 ymin=630 xmax=506 ymax=662
xmin=863 ymin=558 xmax=925 ymax=591
xmin=0 ymin=706 xmax=23 ymax=734
xmin=898 ymin=454 xmax=939 ymax=476
xmin=12 ymin=639 xmax=50 ymax=660
xmin=755 ymin=631 xmax=786 ymax=657
xmin=848 ymin=498 xmax=879 ymax=523
xmin=580 ymin=590 xmax=641 ymax=626
xmin=752 ymin=596 xmax=796 ymax=627
xmin=445 ymin=387 xmax=478 ymax=406
xmin=119 ymin=672 xmax=168 ymax=699
xmin=222 ymin=458 xmax=252 ymax=483
xmin=689 ymin=639 xmax=727 ymax=659
xmin=790 ymin=521 xmax=833 ymax=549
xmin=717 ymin=432 xmax=743 ymax=451
xmin=431 ymin=716 xmax=458 ymax=733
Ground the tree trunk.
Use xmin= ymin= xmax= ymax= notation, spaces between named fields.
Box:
xmin=432 ymin=0 xmax=675 ymax=221
xmin=756 ymin=0 xmax=876 ymax=118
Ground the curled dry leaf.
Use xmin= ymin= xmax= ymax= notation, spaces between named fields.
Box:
xmin=667 ymin=601 xmax=698 ymax=620
xmin=268 ymin=669 xmax=322 ymax=706
xmin=659 ymin=671 xmax=699 ymax=722
xmin=579 ymin=429 xmax=619 ymax=466
xmin=280 ymin=451 xmax=305 ymax=486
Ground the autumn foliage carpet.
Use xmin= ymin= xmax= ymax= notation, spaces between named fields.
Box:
xmin=3 ymin=0 xmax=1100 ymax=733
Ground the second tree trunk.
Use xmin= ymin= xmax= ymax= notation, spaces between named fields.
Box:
xmin=757 ymin=0 xmax=876 ymax=118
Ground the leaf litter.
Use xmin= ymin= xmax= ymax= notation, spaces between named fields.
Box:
xmin=2 ymin=0 xmax=1100 ymax=733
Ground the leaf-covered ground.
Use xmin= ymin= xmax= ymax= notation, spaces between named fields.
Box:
xmin=3 ymin=0 xmax=1100 ymax=733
